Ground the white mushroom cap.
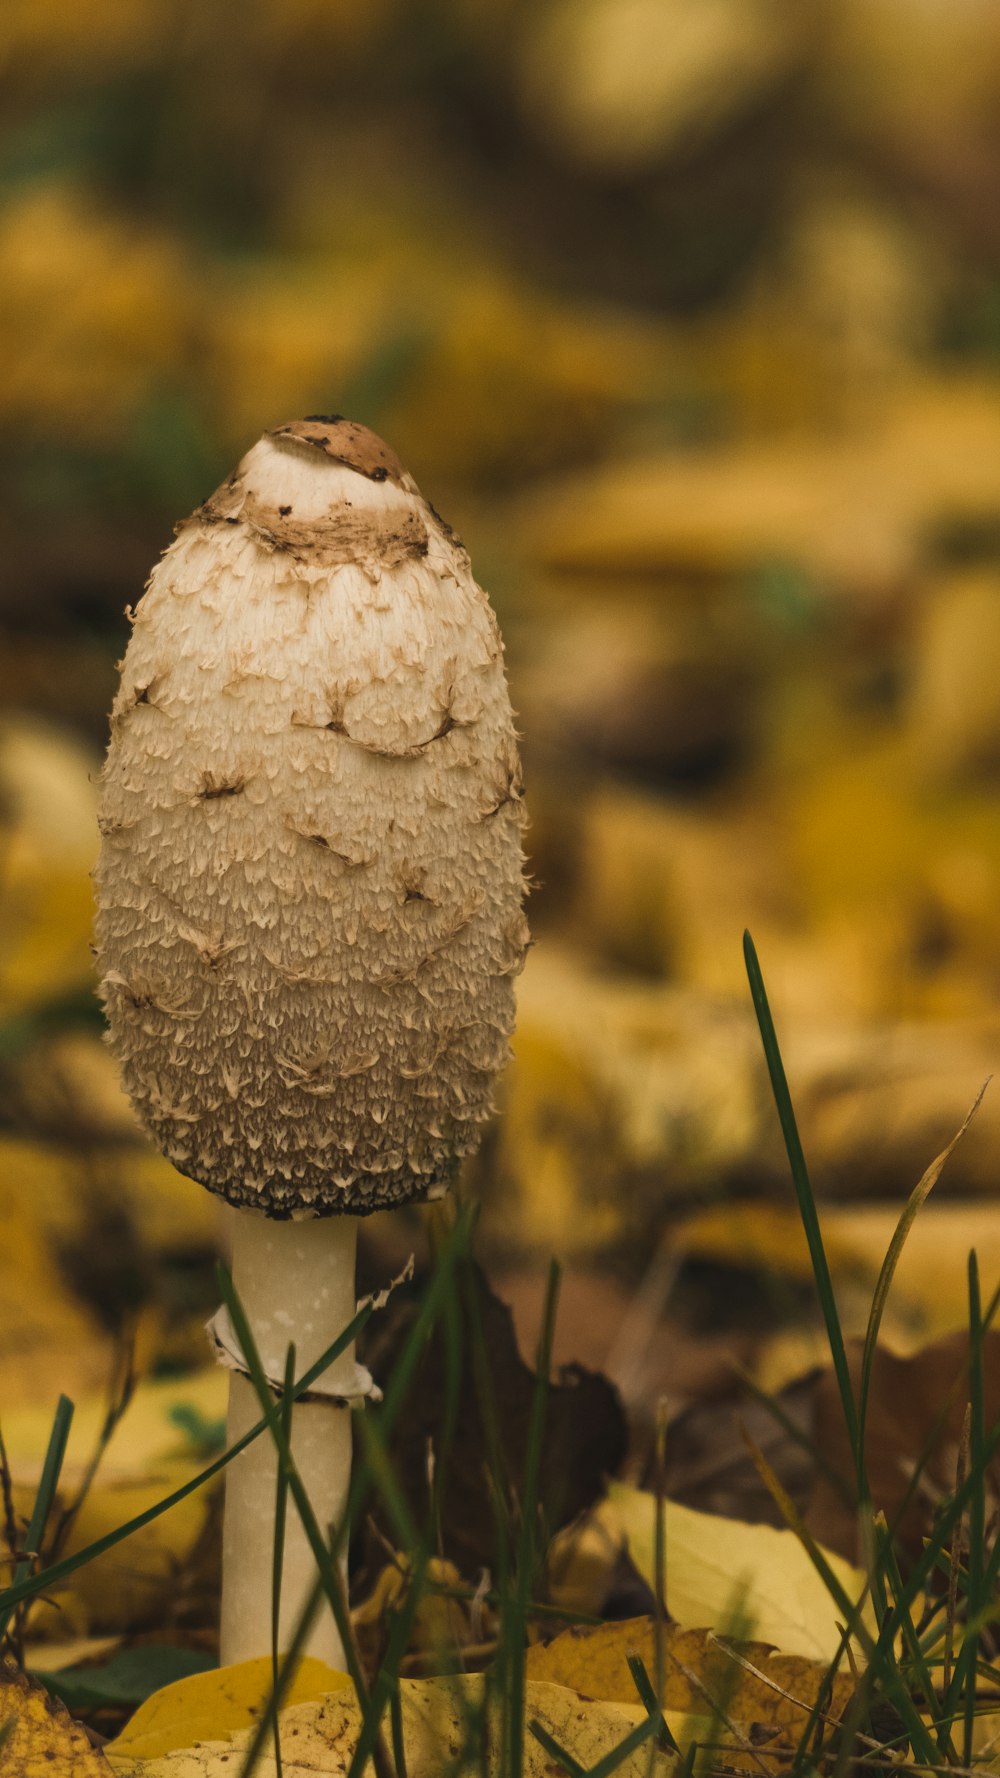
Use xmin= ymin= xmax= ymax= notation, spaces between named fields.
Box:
xmin=95 ymin=418 xmax=529 ymax=1215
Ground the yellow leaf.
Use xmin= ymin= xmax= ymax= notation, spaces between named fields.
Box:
xmin=608 ymin=1483 xmax=871 ymax=1661
xmin=107 ymin=1672 xmax=677 ymax=1776
xmin=0 ymin=715 xmax=99 ymax=1017
xmin=109 ymin=1656 xmax=350 ymax=1761
xmin=0 ymin=1657 xmax=114 ymax=1775
xmin=526 ymin=376 xmax=1000 ymax=592
xmin=526 ymin=1616 xmax=854 ymax=1734
xmin=0 ymin=1131 xmax=217 ymax=1411
xmin=519 ymin=0 xmax=802 ymax=172
xmin=546 ymin=1499 xmax=627 ymax=1617
xmin=0 ymin=187 xmax=194 ymax=445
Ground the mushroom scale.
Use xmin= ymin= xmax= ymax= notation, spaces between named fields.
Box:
xmin=95 ymin=421 xmax=529 ymax=1214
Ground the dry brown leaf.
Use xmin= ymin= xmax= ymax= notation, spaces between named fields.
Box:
xmin=808 ymin=1330 xmax=1000 ymax=1563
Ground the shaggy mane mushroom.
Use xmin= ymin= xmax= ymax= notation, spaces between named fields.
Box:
xmin=95 ymin=416 xmax=528 ymax=1667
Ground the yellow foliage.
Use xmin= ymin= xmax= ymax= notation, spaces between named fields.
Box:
xmin=493 ymin=945 xmax=761 ymax=1254
xmin=527 ymin=1616 xmax=855 ymax=1732
xmin=110 ymin=1656 xmax=349 ymax=1761
xmin=107 ymin=1671 xmax=676 ymax=1777
xmin=0 ymin=0 xmax=170 ymax=71
xmin=387 ymin=271 xmax=671 ymax=483
xmin=0 ymin=186 xmax=194 ymax=444
xmin=527 ymin=375 xmax=1000 ymax=590
xmin=0 ymin=1659 xmax=114 ymax=1775
xmin=205 ymin=262 xmax=385 ymax=450
xmin=0 ymin=1180 xmax=111 ymax=1411
xmin=670 ymin=1197 xmax=1000 ymax=1357
xmin=0 ymin=1132 xmax=217 ymax=1414
xmin=519 ymin=0 xmax=806 ymax=172
xmin=607 ymin=1482 xmax=871 ymax=1662
xmin=0 ymin=715 xmax=99 ymax=1016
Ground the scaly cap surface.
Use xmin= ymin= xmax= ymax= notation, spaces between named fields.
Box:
xmin=94 ymin=419 xmax=528 ymax=1213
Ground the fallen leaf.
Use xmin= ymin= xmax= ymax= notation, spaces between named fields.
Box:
xmin=0 ymin=714 xmax=100 ymax=1021
xmin=109 ymin=1655 xmax=349 ymax=1762
xmin=38 ymin=1644 xmax=216 ymax=1713
xmin=517 ymin=0 xmax=806 ymax=172
xmin=107 ymin=1671 xmax=676 ymax=1777
xmin=352 ymin=1556 xmax=497 ymax=1681
xmin=526 ymin=376 xmax=1000 ymax=595
xmin=808 ymin=1330 xmax=1000 ymax=1563
xmin=608 ymin=1482 xmax=871 ymax=1661
xmin=526 ymin=1616 xmax=855 ymax=1734
xmin=0 ymin=1656 xmax=113 ymax=1774
xmin=357 ymin=1260 xmax=627 ymax=1588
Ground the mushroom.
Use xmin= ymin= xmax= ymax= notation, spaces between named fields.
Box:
xmin=94 ymin=417 xmax=529 ymax=1668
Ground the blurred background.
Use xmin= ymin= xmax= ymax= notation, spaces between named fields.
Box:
xmin=4 ymin=0 xmax=1000 ymax=1436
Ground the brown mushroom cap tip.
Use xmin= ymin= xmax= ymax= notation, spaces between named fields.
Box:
xmin=267 ymin=417 xmax=408 ymax=487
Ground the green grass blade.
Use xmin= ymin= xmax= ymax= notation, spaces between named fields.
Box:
xmin=586 ymin=1712 xmax=663 ymax=1778
xmin=743 ymin=933 xmax=861 ymax=1475
xmin=739 ymin=1423 xmax=938 ymax=1764
xmin=527 ymin=1719 xmax=587 ymax=1778
xmin=627 ymin=1654 xmax=679 ymax=1754
xmin=874 ymin=1518 xmax=952 ymax=1757
xmin=877 ymin=1408 xmax=1000 ymax=1663
xmin=389 ymin=1679 xmax=408 ymax=1778
xmin=0 ymin=1392 xmax=73 ymax=1643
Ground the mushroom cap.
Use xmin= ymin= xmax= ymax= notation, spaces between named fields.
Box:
xmin=94 ymin=420 xmax=528 ymax=1215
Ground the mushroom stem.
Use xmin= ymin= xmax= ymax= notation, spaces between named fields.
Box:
xmin=218 ymin=1208 xmax=363 ymax=1670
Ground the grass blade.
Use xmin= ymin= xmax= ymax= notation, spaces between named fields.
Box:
xmin=527 ymin=1718 xmax=587 ymax=1778
xmin=627 ymin=1654 xmax=679 ymax=1754
xmin=0 ymin=1393 xmax=73 ymax=1644
xmin=743 ymin=932 xmax=860 ymax=1473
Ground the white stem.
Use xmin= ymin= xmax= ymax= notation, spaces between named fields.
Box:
xmin=219 ymin=1208 xmax=359 ymax=1670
